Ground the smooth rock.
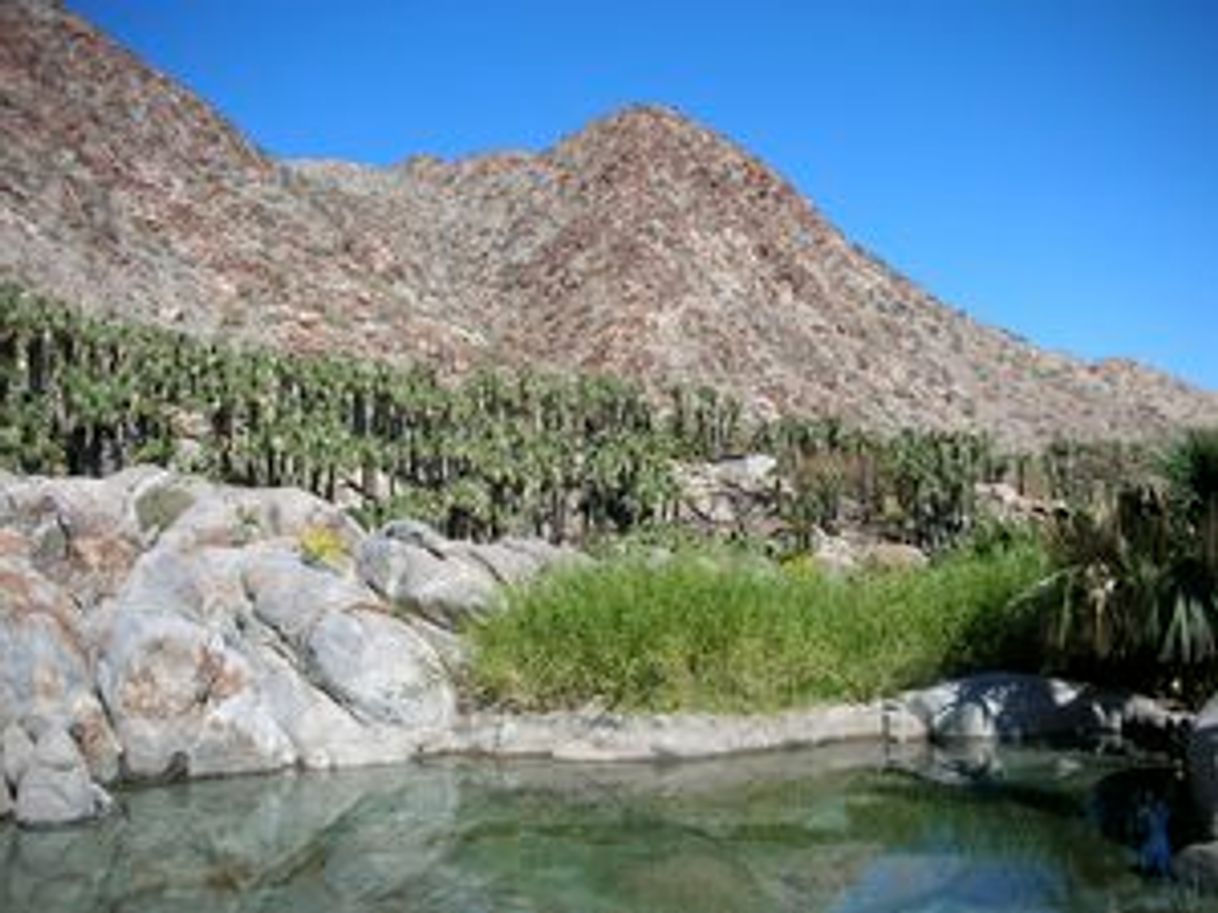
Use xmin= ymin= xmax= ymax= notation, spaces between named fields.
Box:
xmin=356 ymin=536 xmax=500 ymax=629
xmin=906 ymin=673 xmax=1099 ymax=742
xmin=244 ymin=547 xmax=379 ymax=646
xmin=68 ymin=697 xmax=122 ymax=784
xmin=157 ymin=484 xmax=363 ymax=554
xmin=253 ymin=638 xmax=431 ymax=768
xmin=97 ymin=608 xmax=294 ymax=778
xmin=306 ymin=608 xmax=455 ymax=729
xmin=933 ymin=700 xmax=995 ymax=740
xmin=14 ymin=727 xmax=110 ymax=826
xmin=15 ymin=762 xmax=103 ymax=827
xmin=1189 ymin=692 xmax=1218 ymax=837
xmin=0 ymin=555 xmax=117 ymax=772
xmin=0 ymin=468 xmax=154 ymax=603
xmin=32 ymin=727 xmax=81 ymax=771
xmin=457 ymin=541 xmax=545 ymax=585
xmin=861 ymin=541 xmax=928 ymax=571
xmin=432 ymin=702 xmax=894 ymax=761
xmin=380 ymin=518 xmax=451 ymax=555
xmin=1176 ymin=841 xmax=1218 ymax=892
xmin=3 ymin=722 xmax=35 ymax=789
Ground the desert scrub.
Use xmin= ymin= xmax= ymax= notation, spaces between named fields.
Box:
xmin=468 ymin=540 xmax=1049 ymax=713
xmin=297 ymin=524 xmax=349 ymax=571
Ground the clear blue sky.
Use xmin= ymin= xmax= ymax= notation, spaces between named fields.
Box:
xmin=69 ymin=0 xmax=1218 ymax=390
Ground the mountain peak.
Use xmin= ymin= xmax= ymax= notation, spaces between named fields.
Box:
xmin=1 ymin=6 xmax=1215 ymax=446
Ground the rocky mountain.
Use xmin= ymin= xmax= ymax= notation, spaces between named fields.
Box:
xmin=2 ymin=0 xmax=1215 ymax=447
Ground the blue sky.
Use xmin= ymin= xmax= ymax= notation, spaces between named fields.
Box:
xmin=69 ymin=0 xmax=1218 ymax=390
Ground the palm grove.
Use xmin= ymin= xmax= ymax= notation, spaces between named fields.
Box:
xmin=2 ymin=283 xmax=1215 ymax=702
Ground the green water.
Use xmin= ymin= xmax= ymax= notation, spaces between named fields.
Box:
xmin=0 ymin=742 xmax=1205 ymax=912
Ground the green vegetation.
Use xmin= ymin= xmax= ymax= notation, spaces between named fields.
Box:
xmin=4 ymin=285 xmax=1215 ymax=710
xmin=0 ymin=284 xmax=682 ymax=541
xmin=297 ymin=524 xmax=349 ymax=570
xmin=1020 ymin=429 xmax=1218 ymax=702
xmin=469 ymin=537 xmax=1049 ymax=712
xmin=0 ymin=284 xmax=1150 ymax=550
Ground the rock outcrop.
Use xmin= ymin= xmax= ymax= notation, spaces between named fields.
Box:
xmin=0 ymin=466 xmax=574 ymax=825
xmin=903 ymin=672 xmax=1190 ymax=744
xmin=0 ymin=466 xmax=1197 ymax=836
xmin=11 ymin=724 xmax=112 ymax=827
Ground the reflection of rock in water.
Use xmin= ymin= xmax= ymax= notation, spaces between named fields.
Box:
xmin=621 ymin=845 xmax=769 ymax=913
xmin=0 ymin=764 xmax=458 ymax=912
xmin=1089 ymin=766 xmax=1191 ymax=875
xmin=0 ymin=747 xmax=1193 ymax=912
xmin=827 ymin=853 xmax=1064 ymax=913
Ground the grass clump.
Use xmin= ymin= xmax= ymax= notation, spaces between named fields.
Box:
xmin=469 ymin=539 xmax=1049 ymax=713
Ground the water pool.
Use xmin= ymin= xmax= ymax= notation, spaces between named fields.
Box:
xmin=0 ymin=742 xmax=1204 ymax=912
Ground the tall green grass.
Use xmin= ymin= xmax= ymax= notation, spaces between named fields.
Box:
xmin=468 ymin=541 xmax=1050 ymax=713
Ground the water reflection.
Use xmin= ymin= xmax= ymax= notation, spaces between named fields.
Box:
xmin=0 ymin=742 xmax=1202 ymax=912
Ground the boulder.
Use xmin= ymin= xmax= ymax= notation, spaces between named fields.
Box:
xmin=811 ymin=532 xmax=858 ymax=577
xmin=0 ymin=773 xmax=11 ymax=819
xmin=14 ymin=727 xmax=112 ymax=827
xmin=860 ymin=541 xmax=928 ymax=572
xmin=457 ymin=541 xmax=548 ymax=586
xmin=489 ymin=536 xmax=591 ymax=577
xmin=356 ymin=535 xmax=501 ymax=629
xmin=96 ymin=605 xmax=294 ymax=779
xmin=0 ymin=555 xmax=121 ymax=780
xmin=1189 ymin=693 xmax=1218 ymax=838
xmin=156 ymin=483 xmax=363 ymax=555
xmin=3 ymin=721 xmax=35 ymax=789
xmin=1175 ymin=841 xmax=1218 ymax=893
xmin=906 ymin=673 xmax=1107 ymax=742
xmin=252 ymin=639 xmax=431 ymax=769
xmin=932 ymin=700 xmax=996 ymax=740
xmin=673 ymin=454 xmax=783 ymax=536
xmin=243 ymin=547 xmax=380 ymax=646
xmin=96 ymin=535 xmax=454 ymax=777
xmin=380 ymin=518 xmax=451 ymax=555
xmin=306 ymin=608 xmax=455 ymax=729
xmin=0 ymin=467 xmax=158 ymax=604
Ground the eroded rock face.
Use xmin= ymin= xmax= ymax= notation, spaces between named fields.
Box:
xmin=0 ymin=467 xmax=575 ymax=824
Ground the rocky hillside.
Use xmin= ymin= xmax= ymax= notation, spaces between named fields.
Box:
xmin=2 ymin=0 xmax=1216 ymax=447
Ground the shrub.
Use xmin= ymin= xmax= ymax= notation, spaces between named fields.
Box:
xmin=1012 ymin=430 xmax=1218 ymax=703
xmin=298 ymin=525 xmax=348 ymax=571
xmin=468 ymin=540 xmax=1048 ymax=713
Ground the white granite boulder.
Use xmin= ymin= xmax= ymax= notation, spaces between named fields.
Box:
xmin=13 ymin=726 xmax=112 ymax=827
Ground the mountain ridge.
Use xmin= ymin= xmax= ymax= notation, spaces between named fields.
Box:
xmin=2 ymin=0 xmax=1215 ymax=447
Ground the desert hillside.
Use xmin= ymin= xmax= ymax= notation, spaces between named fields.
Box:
xmin=2 ymin=0 xmax=1215 ymax=446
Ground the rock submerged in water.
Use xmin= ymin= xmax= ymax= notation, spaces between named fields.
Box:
xmin=0 ymin=467 xmax=569 ymax=826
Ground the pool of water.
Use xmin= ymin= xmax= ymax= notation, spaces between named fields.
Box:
xmin=0 ymin=741 xmax=1204 ymax=912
